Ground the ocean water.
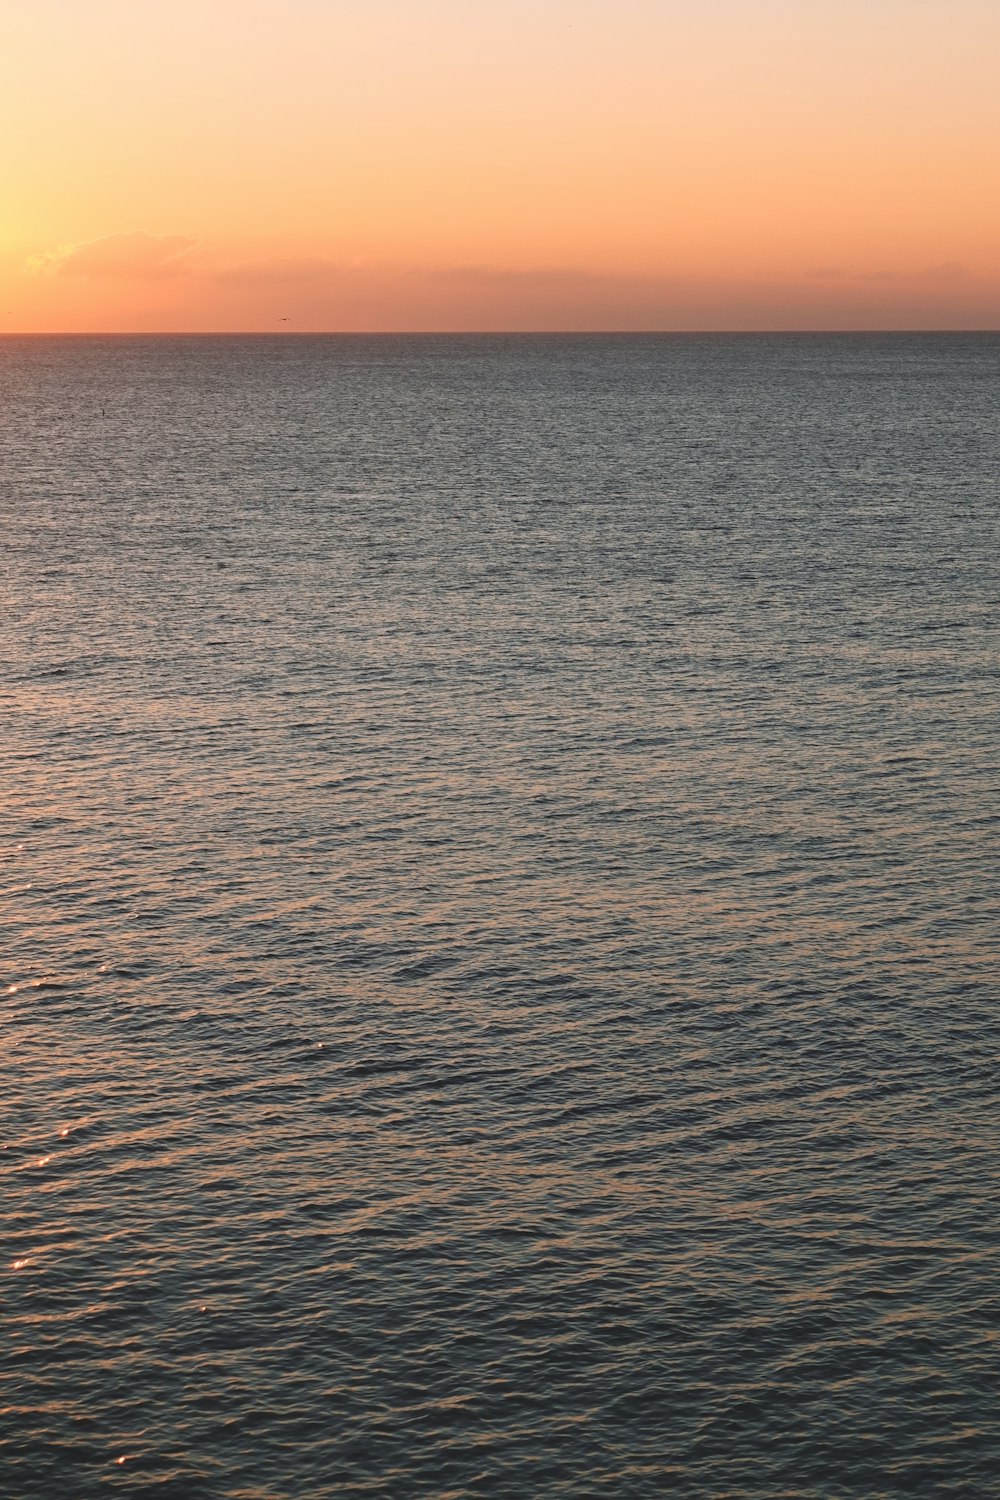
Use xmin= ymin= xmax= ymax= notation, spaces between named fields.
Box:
xmin=2 ymin=333 xmax=998 ymax=1498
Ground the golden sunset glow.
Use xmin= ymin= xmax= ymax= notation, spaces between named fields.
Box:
xmin=3 ymin=0 xmax=999 ymax=330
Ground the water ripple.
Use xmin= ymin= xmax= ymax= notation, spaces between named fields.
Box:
xmin=2 ymin=334 xmax=999 ymax=1496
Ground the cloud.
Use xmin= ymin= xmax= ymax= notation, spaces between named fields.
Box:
xmin=805 ymin=261 xmax=970 ymax=285
xmin=27 ymin=231 xmax=196 ymax=279
xmin=424 ymin=264 xmax=603 ymax=287
xmin=212 ymin=258 xmax=610 ymax=291
xmin=862 ymin=261 xmax=968 ymax=283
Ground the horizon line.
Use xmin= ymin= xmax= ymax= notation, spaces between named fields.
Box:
xmin=2 ymin=327 xmax=999 ymax=338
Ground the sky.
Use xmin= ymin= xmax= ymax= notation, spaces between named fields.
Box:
xmin=2 ymin=0 xmax=999 ymax=331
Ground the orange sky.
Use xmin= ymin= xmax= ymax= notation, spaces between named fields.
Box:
xmin=2 ymin=0 xmax=999 ymax=330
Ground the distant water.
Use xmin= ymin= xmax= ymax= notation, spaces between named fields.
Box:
xmin=2 ymin=334 xmax=998 ymax=1498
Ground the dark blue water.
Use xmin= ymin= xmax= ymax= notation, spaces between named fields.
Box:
xmin=2 ymin=335 xmax=998 ymax=1497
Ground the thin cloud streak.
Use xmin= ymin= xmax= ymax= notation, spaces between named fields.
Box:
xmin=807 ymin=261 xmax=970 ymax=284
xmin=213 ymin=256 xmax=347 ymax=286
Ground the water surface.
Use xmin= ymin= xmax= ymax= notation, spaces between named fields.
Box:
xmin=2 ymin=334 xmax=998 ymax=1496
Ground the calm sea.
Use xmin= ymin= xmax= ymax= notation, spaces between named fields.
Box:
xmin=2 ymin=334 xmax=998 ymax=1498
